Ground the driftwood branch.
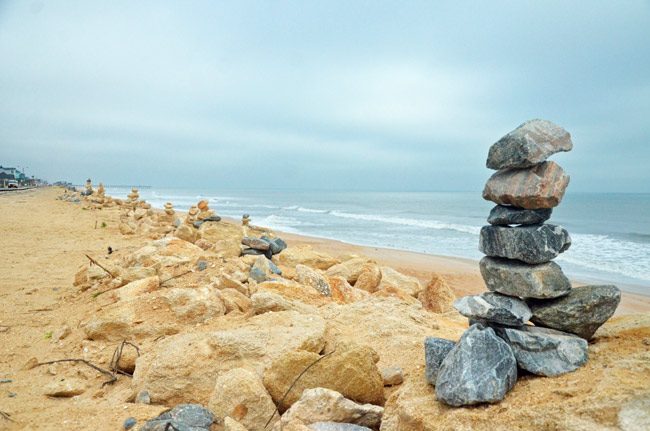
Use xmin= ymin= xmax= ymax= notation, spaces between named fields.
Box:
xmin=36 ymin=359 xmax=117 ymax=387
xmin=109 ymin=340 xmax=140 ymax=377
xmin=0 ymin=411 xmax=14 ymax=422
xmin=263 ymin=349 xmax=337 ymax=430
xmin=84 ymin=254 xmax=116 ymax=278
xmin=160 ymin=270 xmax=193 ymax=286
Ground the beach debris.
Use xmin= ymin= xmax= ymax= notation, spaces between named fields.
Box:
xmin=527 ymin=285 xmax=621 ymax=339
xmin=479 ymin=224 xmax=571 ymax=264
xmin=435 ymin=324 xmax=517 ymax=406
xmin=278 ymin=388 xmax=383 ymax=430
xmin=140 ymin=404 xmax=214 ymax=431
xmin=424 ymin=337 xmax=455 ymax=385
xmin=381 ymin=367 xmax=404 ymax=386
xmin=429 ymin=119 xmax=621 ymax=407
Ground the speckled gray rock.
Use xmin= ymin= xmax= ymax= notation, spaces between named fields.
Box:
xmin=487 ymin=205 xmax=552 ymax=226
xmin=528 ymin=285 xmax=621 ymax=340
xmin=497 ymin=326 xmax=588 ymax=376
xmin=242 ymin=237 xmax=271 ymax=251
xmin=435 ymin=324 xmax=517 ymax=406
xmin=480 ymin=257 xmax=571 ymax=299
xmin=309 ymin=423 xmax=372 ymax=431
xmin=479 ymin=224 xmax=571 ymax=264
xmin=454 ymin=292 xmax=532 ymax=326
xmin=486 ymin=119 xmax=573 ymax=170
xmin=424 ymin=337 xmax=455 ymax=385
xmin=140 ymin=404 xmax=214 ymax=431
xmin=123 ymin=417 xmax=137 ymax=430
xmin=262 ymin=236 xmax=288 ymax=255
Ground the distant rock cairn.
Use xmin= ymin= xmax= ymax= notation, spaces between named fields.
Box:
xmin=426 ymin=119 xmax=621 ymax=407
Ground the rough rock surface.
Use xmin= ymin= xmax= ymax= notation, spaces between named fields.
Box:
xmin=486 ymin=119 xmax=573 ymax=170
xmin=436 ymin=324 xmax=517 ymax=406
xmin=251 ymin=291 xmax=317 ymax=315
xmin=424 ymin=337 xmax=455 ymax=385
xmin=353 ymin=262 xmax=382 ymax=293
xmin=279 ymin=388 xmax=383 ymax=429
xmin=140 ymin=404 xmax=214 ymax=431
xmin=381 ymin=367 xmax=404 ymax=386
xmin=480 ymin=257 xmax=571 ymax=299
xmin=487 ymin=205 xmax=552 ymax=226
xmin=277 ymin=245 xmax=339 ymax=270
xmin=296 ymin=264 xmax=331 ymax=296
xmin=479 ymin=224 xmax=571 ymax=264
xmin=44 ymin=378 xmax=87 ymax=397
xmin=454 ymin=292 xmax=532 ymax=326
xmin=325 ymin=258 xmax=372 ymax=284
xmin=528 ymin=285 xmax=621 ymax=339
xmin=224 ymin=417 xmax=249 ymax=431
xmin=377 ymin=267 xmax=422 ymax=297
xmin=309 ymin=423 xmax=372 ymax=431
xmin=263 ymin=343 xmax=385 ymax=411
xmin=483 ymin=161 xmax=570 ymax=209
xmin=132 ymin=311 xmax=327 ymax=405
xmin=418 ymin=274 xmax=455 ymax=313
xmin=208 ymin=368 xmax=277 ymax=431
xmin=497 ymin=326 xmax=588 ymax=376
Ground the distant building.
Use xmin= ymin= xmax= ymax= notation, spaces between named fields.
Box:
xmin=0 ymin=166 xmax=17 ymax=188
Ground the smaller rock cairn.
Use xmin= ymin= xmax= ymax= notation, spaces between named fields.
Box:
xmin=242 ymin=214 xmax=250 ymax=226
xmin=425 ymin=119 xmax=622 ymax=407
xmin=82 ymin=178 xmax=93 ymax=196
xmin=241 ymin=235 xmax=287 ymax=260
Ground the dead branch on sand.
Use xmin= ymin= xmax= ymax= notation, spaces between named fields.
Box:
xmin=36 ymin=359 xmax=117 ymax=387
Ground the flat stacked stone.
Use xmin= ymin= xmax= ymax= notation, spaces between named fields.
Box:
xmin=427 ymin=119 xmax=621 ymax=408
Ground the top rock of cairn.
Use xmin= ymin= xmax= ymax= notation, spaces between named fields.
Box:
xmin=486 ymin=119 xmax=572 ymax=170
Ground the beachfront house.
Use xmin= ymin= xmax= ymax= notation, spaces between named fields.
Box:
xmin=0 ymin=166 xmax=17 ymax=188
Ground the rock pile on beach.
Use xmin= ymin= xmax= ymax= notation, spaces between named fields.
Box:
xmin=426 ymin=119 xmax=622 ymax=406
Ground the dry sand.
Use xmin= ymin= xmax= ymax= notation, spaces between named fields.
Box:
xmin=0 ymin=187 xmax=649 ymax=430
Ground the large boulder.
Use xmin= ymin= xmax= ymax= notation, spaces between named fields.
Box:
xmin=140 ymin=404 xmax=214 ymax=431
xmin=208 ymin=368 xmax=277 ymax=431
xmin=487 ymin=205 xmax=552 ymax=226
xmin=199 ymin=220 xmax=244 ymax=244
xmin=278 ymin=388 xmax=383 ymax=430
xmin=483 ymin=161 xmax=570 ymax=209
xmin=497 ymin=326 xmax=588 ymax=376
xmin=486 ymin=119 xmax=573 ymax=170
xmin=377 ymin=267 xmax=422 ymax=297
xmin=436 ymin=324 xmax=517 ymax=406
xmin=126 ymin=237 xmax=205 ymax=269
xmin=454 ymin=292 xmax=532 ymax=326
xmin=353 ymin=262 xmax=382 ymax=293
xmin=528 ymin=285 xmax=621 ymax=339
xmin=277 ymin=245 xmax=339 ymax=270
xmin=424 ymin=337 xmax=455 ymax=385
xmin=418 ymin=274 xmax=455 ymax=313
xmin=479 ymin=224 xmax=571 ymax=264
xmin=480 ymin=257 xmax=571 ymax=299
xmin=325 ymin=258 xmax=372 ymax=284
xmin=263 ymin=343 xmax=385 ymax=411
xmin=132 ymin=311 xmax=327 ymax=405
xmin=251 ymin=291 xmax=317 ymax=315
xmin=296 ymin=264 xmax=331 ymax=296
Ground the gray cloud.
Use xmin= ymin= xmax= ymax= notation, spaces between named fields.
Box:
xmin=1 ymin=0 xmax=649 ymax=191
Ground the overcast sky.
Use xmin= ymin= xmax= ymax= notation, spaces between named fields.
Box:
xmin=0 ymin=1 xmax=649 ymax=191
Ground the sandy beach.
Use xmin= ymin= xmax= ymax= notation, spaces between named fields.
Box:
xmin=1 ymin=187 xmax=649 ymax=430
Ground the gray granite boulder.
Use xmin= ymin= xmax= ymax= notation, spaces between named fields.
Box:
xmin=309 ymin=423 xmax=372 ymax=431
xmin=454 ymin=292 xmax=532 ymax=326
xmin=424 ymin=337 xmax=455 ymax=385
xmin=487 ymin=205 xmax=552 ymax=226
xmin=486 ymin=119 xmax=573 ymax=170
xmin=436 ymin=324 xmax=517 ymax=406
xmin=497 ymin=326 xmax=588 ymax=376
xmin=479 ymin=224 xmax=571 ymax=264
xmin=480 ymin=257 xmax=571 ymax=299
xmin=262 ymin=236 xmax=288 ymax=255
xmin=528 ymin=285 xmax=621 ymax=340
xmin=140 ymin=404 xmax=214 ymax=431
xmin=242 ymin=236 xmax=271 ymax=251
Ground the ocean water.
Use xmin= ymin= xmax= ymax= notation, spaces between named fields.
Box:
xmin=106 ymin=187 xmax=650 ymax=294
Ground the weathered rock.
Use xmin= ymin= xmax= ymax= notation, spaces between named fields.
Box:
xmin=454 ymin=292 xmax=532 ymax=326
xmin=140 ymin=404 xmax=214 ymax=431
xmin=354 ymin=262 xmax=382 ymax=293
xmin=224 ymin=417 xmax=249 ymax=431
xmin=479 ymin=224 xmax=571 ymax=264
xmin=218 ymin=288 xmax=252 ymax=314
xmin=279 ymin=388 xmax=383 ymax=429
xmin=278 ymin=245 xmax=339 ymax=270
xmin=132 ymin=311 xmax=326 ymax=405
xmin=497 ymin=326 xmax=588 ymax=376
xmin=486 ymin=119 xmax=573 ymax=170
xmin=123 ymin=417 xmax=137 ymax=430
xmin=267 ymin=237 xmax=288 ymax=255
xmin=215 ymin=273 xmax=250 ymax=297
xmin=198 ymin=220 xmax=243 ymax=244
xmin=249 ymin=256 xmax=281 ymax=283
xmin=44 ymin=378 xmax=86 ymax=397
xmin=52 ymin=324 xmax=71 ymax=342
xmin=377 ymin=267 xmax=423 ymax=297
xmin=423 ymin=337 xmax=455 ymax=385
xmin=418 ymin=274 xmax=455 ymax=313
xmin=487 ymin=205 xmax=552 ymax=226
xmin=215 ymin=239 xmax=243 ymax=259
xmin=528 ymin=285 xmax=621 ymax=339
xmin=480 ymin=257 xmax=571 ymax=299
xmin=175 ymin=224 xmax=199 ymax=243
xmin=483 ymin=161 xmax=570 ymax=209
xmin=263 ymin=343 xmax=385 ymax=411
xmin=251 ymin=291 xmax=317 ymax=315
xmin=325 ymin=258 xmax=371 ymax=284
xmin=328 ymin=276 xmax=370 ymax=304
xmin=296 ymin=264 xmax=331 ymax=296
xmin=619 ymin=394 xmax=650 ymax=431
xmin=114 ymin=276 xmax=160 ymax=302
xmin=120 ymin=266 xmax=158 ymax=284
xmin=381 ymin=367 xmax=404 ymax=386
xmin=436 ymin=324 xmax=517 ymax=406
xmin=126 ymin=237 xmax=204 ymax=269
xmin=242 ymin=237 xmax=271 ymax=251
xmin=309 ymin=424 xmax=371 ymax=431
xmin=135 ymin=390 xmax=151 ymax=404
xmin=208 ymin=368 xmax=277 ymax=431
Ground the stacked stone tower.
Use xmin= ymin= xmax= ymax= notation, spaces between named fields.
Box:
xmin=426 ymin=119 xmax=621 ymax=407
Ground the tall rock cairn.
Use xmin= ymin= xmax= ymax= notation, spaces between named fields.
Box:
xmin=426 ymin=119 xmax=622 ymax=407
